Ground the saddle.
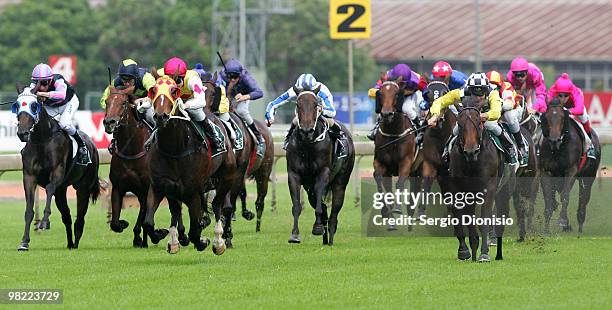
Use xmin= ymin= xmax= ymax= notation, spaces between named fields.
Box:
xmin=220 ymin=115 xmax=265 ymax=158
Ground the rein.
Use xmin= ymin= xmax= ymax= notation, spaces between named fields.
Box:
xmin=107 ymin=92 xmax=148 ymax=160
xmin=457 ymin=106 xmax=484 ymax=152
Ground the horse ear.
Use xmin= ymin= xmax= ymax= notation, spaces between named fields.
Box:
xmin=292 ymin=86 xmax=300 ymax=95
xmin=314 ymin=84 xmax=321 ymax=94
xmin=151 ymin=67 xmax=160 ymax=80
xmin=16 ymin=82 xmax=25 ymax=94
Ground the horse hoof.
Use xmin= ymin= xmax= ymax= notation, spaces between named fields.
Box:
xmin=312 ymin=224 xmax=325 ymax=236
xmin=195 ymin=237 xmax=210 ymax=251
xmin=517 ymin=237 xmax=525 ymax=243
xmin=226 ymin=238 xmax=233 ymax=249
xmin=111 ymin=222 xmax=127 ymax=233
xmin=17 ymin=243 xmax=29 ymax=251
xmin=119 ymin=220 xmax=129 ymax=229
xmin=156 ymin=229 xmax=170 ymax=239
xmin=387 ymin=224 xmax=397 ymax=231
xmin=557 ymin=218 xmax=569 ymax=227
xmin=488 ymin=239 xmax=497 ymax=247
xmin=563 ymin=225 xmax=573 ymax=232
xmin=133 ymin=236 xmax=143 ymax=248
xmin=167 ymin=242 xmax=180 ymax=254
xmin=457 ymin=250 xmax=471 ymax=261
xmin=391 ymin=206 xmax=402 ymax=214
xmin=37 ymin=221 xmax=50 ymax=231
xmin=242 ymin=210 xmax=255 ymax=221
xmin=288 ymin=234 xmax=301 ymax=244
xmin=478 ymin=254 xmax=491 ymax=262
xmin=179 ymin=235 xmax=190 ymax=247
xmin=212 ymin=240 xmax=226 ymax=255
xmin=495 ymin=255 xmax=504 ymax=261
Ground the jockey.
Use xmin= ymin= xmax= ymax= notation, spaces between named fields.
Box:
xmin=193 ymin=63 xmax=233 ymax=131
xmin=265 ymin=73 xmax=345 ymax=154
xmin=547 ymin=73 xmax=592 ymax=145
xmin=506 ymin=56 xmax=547 ymax=113
xmin=367 ymin=64 xmax=424 ymax=142
xmin=418 ymin=60 xmax=469 ymax=106
xmin=427 ymin=72 xmax=519 ymax=164
xmin=219 ymin=59 xmax=265 ymax=148
xmin=29 ymin=63 xmax=90 ymax=165
xmin=144 ymin=57 xmax=223 ymax=151
xmin=100 ymin=59 xmax=156 ymax=154
xmin=487 ymin=70 xmax=527 ymax=161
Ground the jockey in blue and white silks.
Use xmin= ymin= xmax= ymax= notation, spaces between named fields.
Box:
xmin=265 ymin=73 xmax=345 ymax=152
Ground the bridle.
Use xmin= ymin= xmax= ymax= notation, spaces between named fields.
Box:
xmin=295 ymin=91 xmax=326 ymax=143
xmin=457 ymin=106 xmax=484 ymax=154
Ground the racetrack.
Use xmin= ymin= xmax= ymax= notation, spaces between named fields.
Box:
xmin=1 ymin=174 xmax=611 ymax=308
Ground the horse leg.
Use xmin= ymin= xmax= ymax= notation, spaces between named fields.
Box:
xmin=312 ymin=168 xmax=330 ymax=236
xmin=73 ymin=187 xmax=91 ymax=249
xmin=240 ymin=183 xmax=255 ymax=221
xmin=540 ymin=173 xmax=555 ymax=234
xmin=132 ymin=192 xmax=148 ymax=248
xmin=559 ymin=175 xmax=578 ymax=232
xmin=495 ymin=189 xmax=511 ymax=260
xmin=18 ymin=175 xmax=37 ymax=251
xmin=54 ymin=186 xmax=74 ymax=249
xmin=255 ymin=174 xmax=269 ymax=233
xmin=453 ymin=209 xmax=470 ymax=260
xmin=165 ymin=199 xmax=181 ymax=254
xmin=513 ymin=190 xmax=527 ymax=243
xmin=109 ymin=186 xmax=129 ymax=233
xmin=38 ymin=185 xmax=56 ymax=231
xmin=328 ymin=184 xmax=347 ymax=246
xmin=211 ymin=193 xmax=230 ymax=254
xmin=172 ymin=200 xmax=189 ymax=247
xmin=526 ymin=176 xmax=539 ymax=233
xmin=577 ymin=178 xmax=594 ymax=233
xmin=186 ymin=195 xmax=210 ymax=252
xmin=417 ymin=161 xmax=437 ymax=217
xmin=221 ymin=195 xmax=234 ymax=248
xmin=143 ymin=187 xmax=169 ymax=244
xmin=200 ymin=191 xmax=212 ymax=229
xmin=288 ymin=172 xmax=303 ymax=243
xmin=321 ymin=202 xmax=329 ymax=245
xmin=478 ymin=190 xmax=495 ymax=262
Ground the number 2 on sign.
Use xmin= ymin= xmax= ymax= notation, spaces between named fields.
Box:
xmin=337 ymin=4 xmax=365 ymax=33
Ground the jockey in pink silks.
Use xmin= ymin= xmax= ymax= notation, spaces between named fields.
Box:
xmin=506 ymin=56 xmax=547 ymax=113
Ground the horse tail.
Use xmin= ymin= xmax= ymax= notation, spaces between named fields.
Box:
xmin=90 ymin=175 xmax=101 ymax=204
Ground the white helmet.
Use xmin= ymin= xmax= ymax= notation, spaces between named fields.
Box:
xmin=294 ymin=73 xmax=319 ymax=91
xmin=466 ymin=72 xmax=490 ymax=96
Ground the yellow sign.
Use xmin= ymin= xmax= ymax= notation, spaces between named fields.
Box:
xmin=329 ymin=0 xmax=371 ymax=39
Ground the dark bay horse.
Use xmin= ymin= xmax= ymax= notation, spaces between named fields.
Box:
xmin=103 ymin=85 xmax=187 ymax=248
xmin=143 ymin=74 xmax=237 ymax=254
xmin=209 ymin=77 xmax=274 ymax=232
xmin=539 ymin=99 xmax=600 ymax=233
xmin=14 ymin=86 xmax=100 ymax=250
xmin=373 ymin=78 xmax=417 ymax=225
xmin=412 ymin=78 xmax=454 ymax=217
xmin=285 ymin=86 xmax=355 ymax=245
xmin=448 ymin=95 xmax=514 ymax=261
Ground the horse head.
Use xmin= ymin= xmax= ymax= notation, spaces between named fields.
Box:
xmin=13 ymin=85 xmax=42 ymax=142
xmin=294 ymin=84 xmax=322 ymax=142
xmin=103 ymin=85 xmax=136 ymax=134
xmin=457 ymin=95 xmax=484 ymax=162
xmin=541 ymin=98 xmax=568 ymax=151
xmin=202 ymin=72 xmax=222 ymax=113
xmin=377 ymin=76 xmax=405 ymax=123
xmin=151 ymin=75 xmax=181 ymax=127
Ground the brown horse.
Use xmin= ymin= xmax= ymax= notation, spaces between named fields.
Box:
xmin=102 ymin=85 xmax=187 ymax=248
xmin=448 ymin=95 xmax=514 ymax=261
xmin=411 ymin=77 xmax=455 ymax=218
xmin=14 ymin=86 xmax=100 ymax=251
xmin=143 ymin=73 xmax=237 ymax=254
xmin=539 ymin=99 xmax=600 ymax=233
xmin=207 ymin=77 xmax=274 ymax=232
xmin=373 ymin=78 xmax=417 ymax=227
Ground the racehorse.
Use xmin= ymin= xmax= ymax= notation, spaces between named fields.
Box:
xmin=539 ymin=98 xmax=600 ymax=233
xmin=448 ymin=95 xmax=514 ymax=261
xmin=211 ymin=77 xmax=274 ymax=232
xmin=285 ymin=85 xmax=355 ymax=245
xmin=103 ymin=85 xmax=187 ymax=248
xmin=411 ymin=76 xmax=454 ymax=218
xmin=143 ymin=73 xmax=237 ymax=254
xmin=14 ymin=85 xmax=100 ymax=251
xmin=373 ymin=76 xmax=417 ymax=225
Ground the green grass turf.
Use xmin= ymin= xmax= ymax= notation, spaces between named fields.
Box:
xmin=0 ymin=178 xmax=611 ymax=309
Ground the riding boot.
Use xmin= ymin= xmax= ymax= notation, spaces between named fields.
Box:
xmin=248 ymin=122 xmax=264 ymax=145
xmin=512 ymin=131 xmax=527 ymax=162
xmin=71 ymin=132 xmax=91 ymax=165
xmin=108 ymin=138 xmax=116 ymax=155
xmin=328 ymin=121 xmax=346 ymax=156
xmin=498 ymin=131 xmax=518 ymax=165
xmin=283 ymin=123 xmax=297 ymax=150
xmin=367 ymin=115 xmax=381 ymax=141
xmin=200 ymin=118 xmax=224 ymax=152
